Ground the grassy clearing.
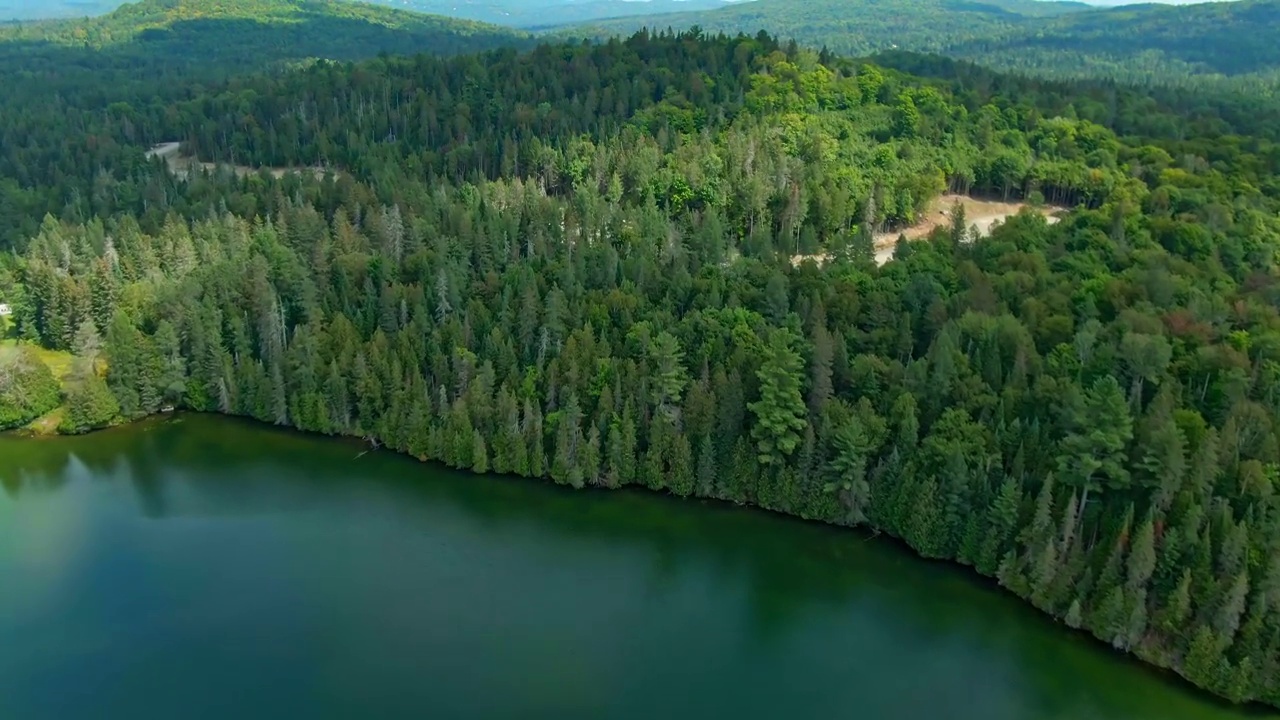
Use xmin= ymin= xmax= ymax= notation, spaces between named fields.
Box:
xmin=1 ymin=338 xmax=90 ymax=435
xmin=1 ymin=338 xmax=100 ymax=380
xmin=0 ymin=339 xmax=77 ymax=382
xmin=25 ymin=407 xmax=65 ymax=435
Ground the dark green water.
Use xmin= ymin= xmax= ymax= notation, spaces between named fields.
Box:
xmin=0 ymin=415 xmax=1273 ymax=720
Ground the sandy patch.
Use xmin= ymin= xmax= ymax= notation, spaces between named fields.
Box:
xmin=793 ymin=194 xmax=1065 ymax=267
xmin=146 ymin=142 xmax=337 ymax=181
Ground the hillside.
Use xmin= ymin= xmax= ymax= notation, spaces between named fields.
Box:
xmin=561 ymin=0 xmax=1280 ymax=86
xmin=0 ymin=1 xmax=119 ymax=20
xmin=0 ymin=0 xmax=739 ymax=24
xmin=2 ymin=26 xmax=1280 ymax=707
xmin=953 ymin=0 xmax=1280 ymax=83
xmin=561 ymin=0 xmax=1090 ymax=56
xmin=0 ymin=0 xmax=530 ymax=251
xmin=1 ymin=0 xmax=529 ymax=63
xmin=364 ymin=0 xmax=736 ymax=28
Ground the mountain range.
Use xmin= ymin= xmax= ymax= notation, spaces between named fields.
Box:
xmin=4 ymin=0 xmax=1277 ymax=89
xmin=7 ymin=0 xmax=743 ymax=24
xmin=0 ymin=0 xmax=1247 ymax=24
xmin=0 ymin=0 xmax=528 ymax=69
xmin=560 ymin=0 xmax=1280 ymax=85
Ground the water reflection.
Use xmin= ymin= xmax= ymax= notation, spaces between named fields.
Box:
xmin=1 ymin=415 xmax=1274 ymax=720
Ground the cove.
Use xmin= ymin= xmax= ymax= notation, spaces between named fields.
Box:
xmin=0 ymin=415 xmax=1272 ymax=720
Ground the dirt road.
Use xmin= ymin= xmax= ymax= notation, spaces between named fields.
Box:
xmin=793 ymin=194 xmax=1064 ymax=267
xmin=145 ymin=142 xmax=335 ymax=180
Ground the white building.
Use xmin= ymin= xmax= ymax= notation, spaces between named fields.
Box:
xmin=0 ymin=303 xmax=11 ymax=317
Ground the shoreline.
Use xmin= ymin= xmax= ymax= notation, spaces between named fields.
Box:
xmin=9 ymin=408 xmax=1279 ymax=716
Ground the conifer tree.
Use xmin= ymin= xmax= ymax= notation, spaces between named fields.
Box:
xmin=749 ymin=331 xmax=808 ymax=466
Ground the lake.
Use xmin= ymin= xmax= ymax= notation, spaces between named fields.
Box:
xmin=0 ymin=415 xmax=1271 ymax=720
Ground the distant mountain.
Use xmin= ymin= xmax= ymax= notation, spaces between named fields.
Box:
xmin=360 ymin=0 xmax=743 ymax=29
xmin=0 ymin=0 xmax=529 ymax=69
xmin=0 ymin=0 xmax=531 ymax=252
xmin=2 ymin=0 xmax=745 ymax=25
xmin=557 ymin=0 xmax=1092 ymax=57
xmin=0 ymin=1 xmax=120 ymax=21
xmin=956 ymin=0 xmax=1280 ymax=80
xmin=1082 ymin=0 xmax=1232 ymax=4
xmin=558 ymin=0 xmax=1280 ymax=85
xmin=0 ymin=0 xmax=1242 ymax=25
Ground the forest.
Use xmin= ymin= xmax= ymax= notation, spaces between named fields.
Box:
xmin=0 ymin=0 xmax=529 ymax=250
xmin=4 ymin=0 xmax=1280 ymax=709
xmin=0 ymin=0 xmax=731 ymax=26
xmin=568 ymin=0 xmax=1280 ymax=88
xmin=14 ymin=0 xmax=1280 ymax=90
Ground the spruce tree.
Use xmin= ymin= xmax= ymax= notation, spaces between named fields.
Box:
xmin=748 ymin=331 xmax=808 ymax=466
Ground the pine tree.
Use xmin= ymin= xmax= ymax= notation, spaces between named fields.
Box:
xmin=949 ymin=200 xmax=968 ymax=244
xmin=618 ymin=411 xmax=638 ymax=487
xmin=749 ymin=330 xmax=808 ymax=466
xmin=648 ymin=330 xmax=689 ymax=419
xmin=906 ymin=477 xmax=945 ymax=558
xmin=71 ymin=318 xmax=103 ymax=378
xmin=1157 ymin=569 xmax=1194 ymax=636
xmin=824 ymin=415 xmax=875 ymax=525
xmin=1126 ymin=516 xmax=1157 ymax=594
xmin=1064 ymin=599 xmax=1084 ymax=629
xmin=1183 ymin=626 xmax=1225 ymax=692
xmin=582 ymin=426 xmax=602 ymax=487
xmin=1057 ymin=375 xmax=1133 ymax=534
xmin=978 ymin=476 xmax=1023 ymax=576
xmin=696 ymin=434 xmax=718 ymax=498
xmin=670 ymin=432 xmax=695 ymax=497
xmin=808 ymin=322 xmax=834 ymax=417
xmin=998 ymin=548 xmax=1028 ymax=596
xmin=1026 ymin=529 xmax=1060 ymax=608
xmin=59 ymin=373 xmax=119 ymax=434
xmin=605 ymin=420 xmax=625 ymax=489
xmin=472 ymin=429 xmax=489 ymax=474
xmin=1225 ymin=657 xmax=1255 ymax=704
xmin=1214 ymin=571 xmax=1250 ymax=644
xmin=1092 ymin=586 xmax=1129 ymax=648
xmin=1124 ymin=589 xmax=1149 ymax=650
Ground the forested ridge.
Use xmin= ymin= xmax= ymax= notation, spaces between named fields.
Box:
xmin=564 ymin=0 xmax=1280 ymax=88
xmin=362 ymin=0 xmax=735 ymax=29
xmin=559 ymin=0 xmax=1082 ymax=62
xmin=0 ymin=0 xmax=523 ymax=48
xmin=0 ymin=0 xmax=528 ymax=250
xmin=1 ymin=0 xmax=733 ymax=26
xmin=3 ymin=25 xmax=1280 ymax=707
xmin=0 ymin=1 xmax=119 ymax=21
xmin=950 ymin=0 xmax=1280 ymax=84
xmin=17 ymin=0 xmax=1280 ymax=91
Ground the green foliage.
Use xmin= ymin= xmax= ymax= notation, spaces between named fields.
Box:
xmin=0 ymin=345 xmax=61 ymax=429
xmin=58 ymin=373 xmax=119 ymax=434
xmin=566 ymin=0 xmax=1280 ymax=88
xmin=1057 ymin=374 xmax=1133 ymax=512
xmin=2 ymin=0 xmax=527 ymax=56
xmin=0 ymin=0 xmax=733 ymax=28
xmin=749 ymin=331 xmax=808 ymax=466
xmin=5 ymin=27 xmax=1280 ymax=709
xmin=0 ymin=0 xmax=530 ymax=251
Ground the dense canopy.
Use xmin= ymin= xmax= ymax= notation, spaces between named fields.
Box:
xmin=2 ymin=1 xmax=1280 ymax=710
xmin=567 ymin=0 xmax=1280 ymax=88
